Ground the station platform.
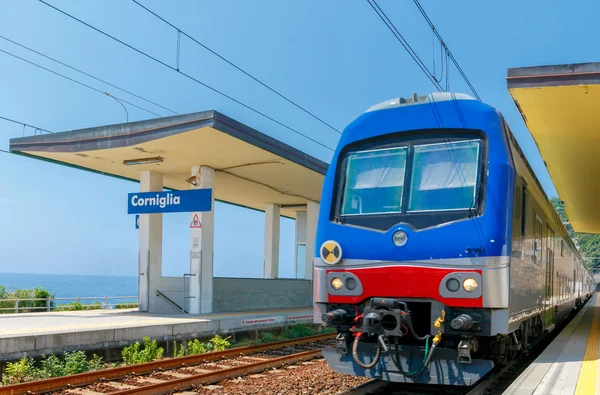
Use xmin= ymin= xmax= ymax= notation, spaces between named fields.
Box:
xmin=0 ymin=307 xmax=314 ymax=361
xmin=504 ymin=293 xmax=599 ymax=395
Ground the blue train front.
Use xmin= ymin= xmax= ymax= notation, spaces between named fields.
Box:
xmin=313 ymin=93 xmax=515 ymax=386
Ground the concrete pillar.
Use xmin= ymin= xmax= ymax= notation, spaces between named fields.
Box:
xmin=294 ymin=211 xmax=307 ymax=279
xmin=138 ymin=170 xmax=163 ymax=312
xmin=189 ymin=165 xmax=215 ymax=314
xmin=305 ymin=202 xmax=320 ymax=281
xmin=264 ymin=204 xmax=281 ymax=279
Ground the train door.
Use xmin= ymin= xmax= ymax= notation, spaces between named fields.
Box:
xmin=545 ymin=224 xmax=556 ymax=327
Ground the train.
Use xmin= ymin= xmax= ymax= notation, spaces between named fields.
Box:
xmin=313 ymin=92 xmax=596 ymax=386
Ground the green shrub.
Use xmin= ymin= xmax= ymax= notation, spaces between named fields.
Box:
xmin=39 ymin=354 xmax=64 ymax=378
xmin=260 ymin=331 xmax=277 ymax=343
xmin=122 ymin=337 xmax=164 ymax=365
xmin=172 ymin=338 xmax=208 ymax=357
xmin=209 ymin=335 xmax=231 ymax=351
xmin=55 ymin=301 xmax=101 ymax=311
xmin=0 ymin=286 xmax=55 ymax=314
xmin=186 ymin=339 xmax=207 ymax=355
xmin=88 ymin=354 xmax=105 ymax=371
xmin=1 ymin=351 xmax=106 ymax=384
xmin=115 ymin=303 xmax=139 ymax=309
xmin=122 ymin=341 xmax=141 ymax=365
xmin=173 ymin=341 xmax=185 ymax=358
xmin=286 ymin=323 xmax=314 ymax=339
xmin=1 ymin=356 xmax=39 ymax=385
xmin=32 ymin=287 xmax=55 ymax=310
xmin=62 ymin=350 xmax=89 ymax=375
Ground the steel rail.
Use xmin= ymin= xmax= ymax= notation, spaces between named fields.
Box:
xmin=110 ymin=349 xmax=323 ymax=395
xmin=340 ymin=380 xmax=387 ymax=395
xmin=2 ymin=333 xmax=335 ymax=395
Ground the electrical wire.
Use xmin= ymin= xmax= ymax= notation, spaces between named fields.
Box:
xmin=412 ymin=0 xmax=481 ymax=101
xmin=0 ymin=115 xmax=53 ymax=134
xmin=0 ymin=34 xmax=178 ymax=115
xmin=367 ymin=0 xmax=443 ymax=92
xmin=0 ymin=48 xmax=161 ymax=118
xmin=131 ymin=0 xmax=341 ymax=135
xmin=38 ymin=0 xmax=334 ymax=152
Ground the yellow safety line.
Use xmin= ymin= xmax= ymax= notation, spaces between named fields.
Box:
xmin=575 ymin=294 xmax=600 ymax=395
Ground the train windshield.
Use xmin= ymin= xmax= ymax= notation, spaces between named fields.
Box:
xmin=408 ymin=140 xmax=480 ymax=212
xmin=341 ymin=147 xmax=408 ymax=215
xmin=340 ymin=139 xmax=481 ymax=217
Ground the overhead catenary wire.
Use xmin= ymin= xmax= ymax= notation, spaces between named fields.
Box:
xmin=412 ymin=0 xmax=481 ymax=101
xmin=38 ymin=0 xmax=334 ymax=152
xmin=366 ymin=0 xmax=444 ymax=92
xmin=130 ymin=0 xmax=341 ymax=135
xmin=0 ymin=114 xmax=53 ymax=134
xmin=0 ymin=35 xmax=178 ymax=116
xmin=0 ymin=116 xmax=53 ymax=154
xmin=0 ymin=48 xmax=162 ymax=119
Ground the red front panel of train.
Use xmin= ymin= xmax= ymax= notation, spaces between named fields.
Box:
xmin=326 ymin=266 xmax=483 ymax=308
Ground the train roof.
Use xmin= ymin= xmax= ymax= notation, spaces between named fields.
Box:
xmin=365 ymin=92 xmax=477 ymax=113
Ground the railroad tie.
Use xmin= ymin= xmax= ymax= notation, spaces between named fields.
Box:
xmin=106 ymin=382 xmax=137 ymax=390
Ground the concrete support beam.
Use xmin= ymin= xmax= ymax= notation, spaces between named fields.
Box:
xmin=189 ymin=166 xmax=215 ymax=314
xmin=305 ymin=202 xmax=320 ymax=282
xmin=263 ymin=204 xmax=281 ymax=279
xmin=138 ymin=170 xmax=163 ymax=312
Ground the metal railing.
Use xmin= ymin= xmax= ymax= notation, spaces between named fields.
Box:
xmin=156 ymin=290 xmax=187 ymax=314
xmin=0 ymin=296 xmax=138 ymax=313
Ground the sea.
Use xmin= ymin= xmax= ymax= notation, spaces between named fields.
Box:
xmin=0 ymin=273 xmax=138 ymax=303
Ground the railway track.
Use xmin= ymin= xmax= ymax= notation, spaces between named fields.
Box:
xmin=1 ymin=333 xmax=336 ymax=395
xmin=339 ymin=355 xmax=524 ymax=395
xmin=3 ymin=300 xmax=586 ymax=395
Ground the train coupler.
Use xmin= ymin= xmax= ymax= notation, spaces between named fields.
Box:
xmin=457 ymin=337 xmax=473 ymax=364
xmin=336 ymin=333 xmax=349 ymax=355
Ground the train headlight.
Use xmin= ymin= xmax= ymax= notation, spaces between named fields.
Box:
xmin=331 ymin=277 xmax=344 ymax=290
xmin=392 ymin=230 xmax=408 ymax=246
xmin=463 ymin=278 xmax=478 ymax=292
xmin=345 ymin=277 xmax=357 ymax=290
xmin=446 ymin=278 xmax=460 ymax=292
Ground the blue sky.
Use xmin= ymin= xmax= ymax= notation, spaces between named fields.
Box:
xmin=0 ymin=0 xmax=596 ymax=277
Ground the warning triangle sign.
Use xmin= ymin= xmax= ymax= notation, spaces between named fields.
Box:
xmin=190 ymin=214 xmax=202 ymax=228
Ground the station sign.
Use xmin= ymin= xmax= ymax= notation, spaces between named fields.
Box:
xmin=128 ymin=189 xmax=212 ymax=214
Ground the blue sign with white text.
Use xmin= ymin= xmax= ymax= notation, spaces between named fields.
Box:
xmin=128 ymin=189 xmax=212 ymax=214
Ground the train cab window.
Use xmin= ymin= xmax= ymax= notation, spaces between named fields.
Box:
xmin=341 ymin=147 xmax=408 ymax=215
xmin=408 ymin=140 xmax=481 ymax=212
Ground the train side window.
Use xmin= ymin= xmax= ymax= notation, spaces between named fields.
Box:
xmin=521 ymin=185 xmax=528 ymax=236
xmin=515 ymin=186 xmax=522 ymax=220
xmin=561 ymin=240 xmax=564 ymax=257
xmin=534 ymin=215 xmax=543 ymax=263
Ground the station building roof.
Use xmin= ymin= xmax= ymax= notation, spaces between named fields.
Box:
xmin=9 ymin=111 xmax=328 ymax=219
xmin=507 ymin=62 xmax=600 ymax=234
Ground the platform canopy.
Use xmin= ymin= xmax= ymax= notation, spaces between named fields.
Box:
xmin=9 ymin=111 xmax=328 ymax=218
xmin=507 ymin=62 xmax=600 ymax=234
